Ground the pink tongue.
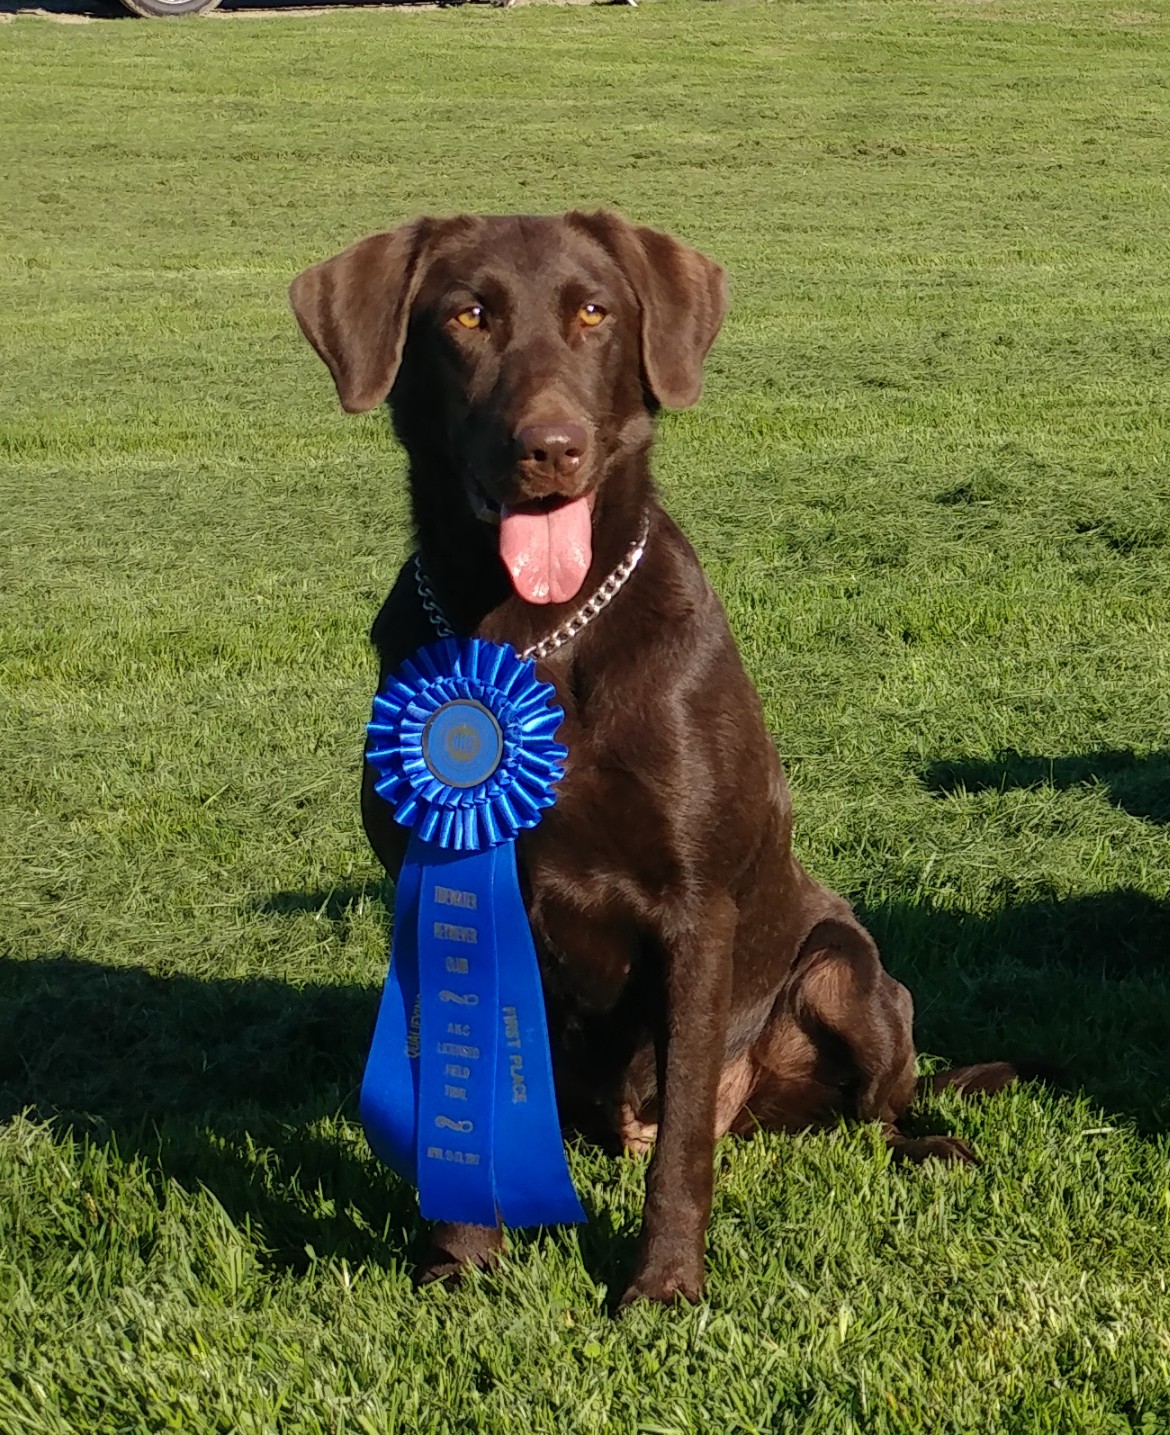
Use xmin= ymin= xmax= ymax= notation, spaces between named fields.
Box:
xmin=499 ymin=496 xmax=592 ymax=605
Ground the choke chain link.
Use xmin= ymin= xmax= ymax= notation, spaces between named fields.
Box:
xmin=411 ymin=555 xmax=454 ymax=639
xmin=412 ymin=509 xmax=649 ymax=662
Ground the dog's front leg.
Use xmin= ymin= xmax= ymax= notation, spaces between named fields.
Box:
xmin=620 ymin=894 xmax=736 ymax=1306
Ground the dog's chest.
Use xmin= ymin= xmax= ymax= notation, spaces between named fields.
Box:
xmin=529 ymin=685 xmax=682 ymax=902
xmin=514 ymin=712 xmax=682 ymax=1013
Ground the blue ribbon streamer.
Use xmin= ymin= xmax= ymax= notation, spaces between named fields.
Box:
xmin=359 ymin=639 xmax=585 ymax=1229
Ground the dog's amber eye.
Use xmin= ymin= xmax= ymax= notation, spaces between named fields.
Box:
xmin=578 ymin=303 xmax=607 ymax=328
xmin=455 ymin=306 xmax=484 ymax=330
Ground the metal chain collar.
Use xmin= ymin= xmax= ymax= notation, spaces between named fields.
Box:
xmin=412 ymin=509 xmax=650 ymax=662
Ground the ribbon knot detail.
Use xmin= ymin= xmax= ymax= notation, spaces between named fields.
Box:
xmin=360 ymin=638 xmax=586 ymax=1229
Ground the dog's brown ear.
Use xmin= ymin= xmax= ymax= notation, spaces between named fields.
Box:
xmin=569 ymin=210 xmax=727 ymax=409
xmin=289 ymin=221 xmax=434 ymax=414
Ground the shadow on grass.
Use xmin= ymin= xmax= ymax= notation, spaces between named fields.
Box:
xmin=0 ymin=948 xmax=420 ymax=1273
xmin=4 ymin=881 xmax=1169 ymax=1284
xmin=257 ymin=882 xmax=381 ymax=920
xmin=860 ymin=887 xmax=1170 ymax=1135
xmin=922 ymin=748 xmax=1170 ymax=826
xmin=0 ymin=933 xmax=631 ymax=1291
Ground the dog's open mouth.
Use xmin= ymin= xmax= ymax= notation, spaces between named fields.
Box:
xmin=466 ymin=478 xmax=592 ymax=606
xmin=500 ymin=494 xmax=592 ymax=606
xmin=466 ymin=475 xmax=502 ymax=526
xmin=468 ymin=473 xmax=594 ymax=602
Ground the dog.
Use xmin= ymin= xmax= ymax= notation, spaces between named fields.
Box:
xmin=290 ymin=211 xmax=1018 ymax=1305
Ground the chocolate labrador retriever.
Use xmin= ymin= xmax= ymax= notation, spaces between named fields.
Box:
xmin=290 ymin=211 xmax=1016 ymax=1305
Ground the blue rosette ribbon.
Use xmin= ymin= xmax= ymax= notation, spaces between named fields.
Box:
xmin=359 ymin=638 xmax=586 ymax=1228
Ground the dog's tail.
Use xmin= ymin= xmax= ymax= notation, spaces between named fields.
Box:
xmin=919 ymin=1060 xmax=1058 ymax=1099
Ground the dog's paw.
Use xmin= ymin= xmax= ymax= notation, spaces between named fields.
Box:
xmin=414 ymin=1221 xmax=504 ymax=1288
xmin=416 ymin=1252 xmax=472 ymax=1289
xmin=617 ymin=1102 xmax=658 ymax=1158
xmin=619 ymin=1256 xmax=704 ymax=1308
xmin=891 ymin=1133 xmax=978 ymax=1166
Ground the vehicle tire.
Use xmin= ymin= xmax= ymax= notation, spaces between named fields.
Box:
xmin=120 ymin=0 xmax=222 ymax=15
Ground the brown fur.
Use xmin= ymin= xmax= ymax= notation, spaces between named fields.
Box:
xmin=291 ymin=211 xmax=1015 ymax=1305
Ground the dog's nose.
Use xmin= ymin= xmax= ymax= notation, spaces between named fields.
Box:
xmin=515 ymin=422 xmax=589 ymax=481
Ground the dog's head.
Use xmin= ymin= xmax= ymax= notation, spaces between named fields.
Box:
xmin=290 ymin=211 xmax=726 ymax=604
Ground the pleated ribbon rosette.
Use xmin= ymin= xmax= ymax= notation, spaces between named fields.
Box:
xmin=360 ymin=638 xmax=585 ymax=1227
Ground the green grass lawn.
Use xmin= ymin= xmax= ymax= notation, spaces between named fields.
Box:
xmin=3 ymin=0 xmax=1170 ymax=1429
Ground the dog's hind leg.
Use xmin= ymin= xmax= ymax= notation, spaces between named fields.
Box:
xmin=795 ymin=918 xmax=918 ymax=1119
xmin=747 ymin=915 xmax=977 ymax=1164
